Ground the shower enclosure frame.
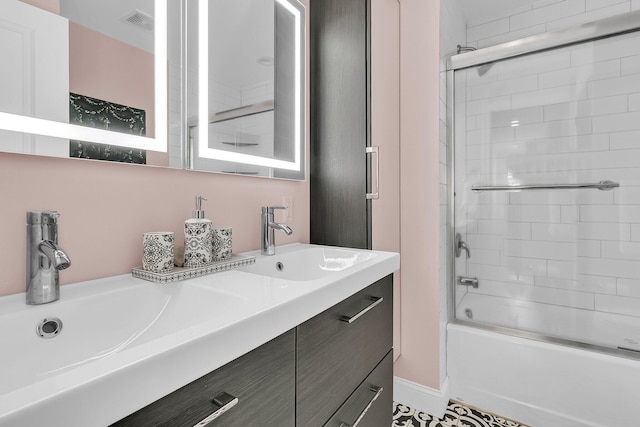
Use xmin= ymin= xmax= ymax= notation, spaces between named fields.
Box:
xmin=445 ymin=9 xmax=640 ymax=360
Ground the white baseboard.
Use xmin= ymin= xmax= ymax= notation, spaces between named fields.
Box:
xmin=393 ymin=376 xmax=450 ymax=419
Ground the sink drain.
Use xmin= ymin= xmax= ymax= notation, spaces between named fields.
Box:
xmin=36 ymin=317 xmax=63 ymax=338
xmin=276 ymin=262 xmax=284 ymax=272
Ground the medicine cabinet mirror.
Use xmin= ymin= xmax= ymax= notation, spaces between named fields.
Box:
xmin=0 ymin=0 xmax=305 ymax=180
xmin=184 ymin=0 xmax=305 ymax=179
xmin=0 ymin=0 xmax=167 ymax=162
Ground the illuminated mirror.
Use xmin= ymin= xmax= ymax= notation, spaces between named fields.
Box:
xmin=0 ymin=0 xmax=167 ymax=161
xmin=184 ymin=0 xmax=305 ymax=179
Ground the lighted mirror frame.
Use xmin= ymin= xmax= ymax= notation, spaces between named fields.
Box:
xmin=0 ymin=0 xmax=168 ymax=152
xmin=198 ymin=0 xmax=304 ymax=171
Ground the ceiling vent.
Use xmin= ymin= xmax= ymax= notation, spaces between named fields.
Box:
xmin=121 ymin=10 xmax=154 ymax=32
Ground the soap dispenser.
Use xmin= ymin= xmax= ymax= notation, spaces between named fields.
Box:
xmin=184 ymin=196 xmax=213 ymax=267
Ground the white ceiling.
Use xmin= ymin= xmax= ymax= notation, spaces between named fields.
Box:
xmin=454 ymin=0 xmax=537 ymax=23
xmin=59 ymin=0 xmax=275 ymax=89
xmin=209 ymin=0 xmax=275 ymax=91
xmin=60 ymin=0 xmax=154 ymax=53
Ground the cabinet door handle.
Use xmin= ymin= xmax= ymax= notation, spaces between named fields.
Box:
xmin=366 ymin=146 xmax=380 ymax=200
xmin=339 ymin=296 xmax=384 ymax=324
xmin=193 ymin=392 xmax=239 ymax=427
xmin=339 ymin=385 xmax=384 ymax=427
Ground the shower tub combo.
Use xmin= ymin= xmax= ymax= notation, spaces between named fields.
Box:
xmin=446 ymin=10 xmax=640 ymax=427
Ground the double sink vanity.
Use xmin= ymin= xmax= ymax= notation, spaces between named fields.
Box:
xmin=0 ymin=243 xmax=399 ymax=426
xmin=1 ymin=0 xmax=397 ymax=424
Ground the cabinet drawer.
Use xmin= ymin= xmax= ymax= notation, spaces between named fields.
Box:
xmin=112 ymin=330 xmax=295 ymax=427
xmin=296 ymin=275 xmax=393 ymax=426
xmin=324 ymin=350 xmax=393 ymax=427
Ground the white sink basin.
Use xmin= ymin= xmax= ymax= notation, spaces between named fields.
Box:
xmin=238 ymin=244 xmax=378 ymax=281
xmin=0 ymin=243 xmax=399 ymax=426
xmin=0 ymin=280 xmax=244 ymax=396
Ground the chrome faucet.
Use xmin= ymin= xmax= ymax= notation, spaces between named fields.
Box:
xmin=26 ymin=211 xmax=71 ymax=305
xmin=261 ymin=206 xmax=293 ymax=255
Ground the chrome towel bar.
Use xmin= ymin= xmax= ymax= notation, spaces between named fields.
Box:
xmin=471 ymin=180 xmax=619 ymax=192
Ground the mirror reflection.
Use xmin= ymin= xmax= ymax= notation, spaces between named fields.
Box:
xmin=0 ymin=0 xmax=305 ymax=180
xmin=183 ymin=0 xmax=305 ymax=179
xmin=0 ymin=0 xmax=166 ymax=164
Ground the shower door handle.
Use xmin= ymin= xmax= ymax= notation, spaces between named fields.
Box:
xmin=457 ymin=276 xmax=479 ymax=288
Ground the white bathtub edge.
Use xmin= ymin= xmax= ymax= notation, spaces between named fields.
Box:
xmin=447 ymin=323 xmax=638 ymax=427
xmin=393 ymin=375 xmax=450 ymax=418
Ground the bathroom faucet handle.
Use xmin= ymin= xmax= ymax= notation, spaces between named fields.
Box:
xmin=262 ymin=206 xmax=288 ymax=214
xmin=27 ymin=210 xmax=60 ymax=225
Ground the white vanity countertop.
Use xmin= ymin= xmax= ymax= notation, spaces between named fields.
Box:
xmin=0 ymin=243 xmax=399 ymax=427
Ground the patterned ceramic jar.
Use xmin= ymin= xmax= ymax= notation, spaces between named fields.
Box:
xmin=212 ymin=227 xmax=232 ymax=261
xmin=184 ymin=219 xmax=213 ymax=267
xmin=142 ymin=232 xmax=175 ymax=272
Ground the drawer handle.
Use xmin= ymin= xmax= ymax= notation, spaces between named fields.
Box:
xmin=339 ymin=296 xmax=384 ymax=324
xmin=193 ymin=392 xmax=239 ymax=427
xmin=339 ymin=385 xmax=384 ymax=427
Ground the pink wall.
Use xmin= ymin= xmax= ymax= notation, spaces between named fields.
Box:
xmin=371 ymin=0 xmax=402 ymax=360
xmin=0 ymin=153 xmax=309 ymax=297
xmin=394 ymin=0 xmax=442 ymax=389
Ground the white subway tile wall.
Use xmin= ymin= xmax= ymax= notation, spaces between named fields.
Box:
xmin=455 ymin=3 xmax=640 ymax=342
xmin=466 ymin=0 xmax=635 ymax=48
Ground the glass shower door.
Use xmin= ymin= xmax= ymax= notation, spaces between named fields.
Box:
xmin=452 ymin=29 xmax=640 ymax=352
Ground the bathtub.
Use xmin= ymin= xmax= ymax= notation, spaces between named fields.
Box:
xmin=447 ymin=301 xmax=640 ymax=426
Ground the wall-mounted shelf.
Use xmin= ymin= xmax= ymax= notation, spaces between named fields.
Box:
xmin=210 ymin=100 xmax=274 ymax=124
xmin=222 ymin=171 xmax=260 ymax=175
xmin=187 ymin=100 xmax=275 ymax=128
xmin=222 ymin=141 xmax=260 ymax=147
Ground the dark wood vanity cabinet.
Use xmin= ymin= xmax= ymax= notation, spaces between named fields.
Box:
xmin=297 ymin=274 xmax=393 ymax=426
xmin=111 ymin=331 xmax=296 ymax=427
xmin=323 ymin=351 xmax=393 ymax=427
xmin=112 ymin=275 xmax=393 ymax=427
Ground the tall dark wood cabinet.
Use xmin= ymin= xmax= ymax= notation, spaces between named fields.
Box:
xmin=310 ymin=0 xmax=372 ymax=249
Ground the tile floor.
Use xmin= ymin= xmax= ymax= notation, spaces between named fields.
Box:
xmin=392 ymin=401 xmax=530 ymax=427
